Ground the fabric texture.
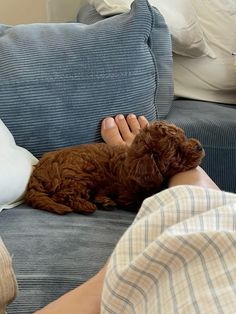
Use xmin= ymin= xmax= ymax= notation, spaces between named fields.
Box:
xmin=77 ymin=1 xmax=173 ymax=118
xmin=87 ymin=0 xmax=215 ymax=58
xmin=102 ymin=185 xmax=236 ymax=313
xmin=0 ymin=238 xmax=18 ymax=314
xmin=173 ymin=0 xmax=236 ymax=104
xmin=86 ymin=0 xmax=236 ymax=105
xmin=0 ymin=0 xmax=173 ymax=158
xmin=0 ymin=120 xmax=38 ymax=212
xmin=1 ymin=205 xmax=135 ymax=313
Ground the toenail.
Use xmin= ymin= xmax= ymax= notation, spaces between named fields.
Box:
xmin=117 ymin=114 xmax=124 ymax=120
xmin=104 ymin=117 xmax=116 ymax=129
xmin=128 ymin=114 xmax=136 ymax=119
xmin=139 ymin=115 xmax=146 ymax=120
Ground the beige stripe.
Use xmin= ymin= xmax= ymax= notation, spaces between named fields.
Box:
xmin=0 ymin=238 xmax=18 ymax=314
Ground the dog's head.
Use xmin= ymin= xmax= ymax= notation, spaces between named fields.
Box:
xmin=127 ymin=121 xmax=205 ymax=188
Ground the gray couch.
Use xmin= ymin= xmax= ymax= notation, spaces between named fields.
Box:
xmin=2 ymin=99 xmax=235 ymax=314
xmin=0 ymin=1 xmax=235 ymax=313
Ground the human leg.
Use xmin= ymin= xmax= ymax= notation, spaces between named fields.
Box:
xmin=168 ymin=166 xmax=220 ymax=190
xmin=34 ymin=266 xmax=106 ymax=314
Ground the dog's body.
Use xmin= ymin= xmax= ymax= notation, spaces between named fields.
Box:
xmin=25 ymin=121 xmax=204 ymax=214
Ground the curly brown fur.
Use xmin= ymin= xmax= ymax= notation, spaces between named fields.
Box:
xmin=25 ymin=121 xmax=205 ymax=214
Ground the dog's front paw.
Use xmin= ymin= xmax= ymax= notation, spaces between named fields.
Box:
xmin=94 ymin=195 xmax=116 ymax=208
xmin=72 ymin=198 xmax=97 ymax=214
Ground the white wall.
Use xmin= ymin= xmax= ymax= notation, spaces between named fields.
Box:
xmin=0 ymin=0 xmax=48 ymax=24
xmin=0 ymin=0 xmax=86 ymax=24
xmin=47 ymin=0 xmax=86 ymax=22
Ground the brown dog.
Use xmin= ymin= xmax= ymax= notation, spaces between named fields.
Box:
xmin=25 ymin=121 xmax=204 ymax=214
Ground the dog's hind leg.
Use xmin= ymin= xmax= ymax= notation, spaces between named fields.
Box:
xmin=25 ymin=190 xmax=73 ymax=215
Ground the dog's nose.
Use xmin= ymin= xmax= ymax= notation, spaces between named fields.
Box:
xmin=196 ymin=144 xmax=203 ymax=151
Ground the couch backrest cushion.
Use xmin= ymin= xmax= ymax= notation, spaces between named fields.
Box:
xmin=0 ymin=0 xmax=173 ymax=158
xmin=86 ymin=0 xmax=215 ymax=59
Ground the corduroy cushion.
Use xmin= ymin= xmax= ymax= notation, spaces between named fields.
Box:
xmin=0 ymin=0 xmax=173 ymax=159
xmin=1 ymin=205 xmax=136 ymax=313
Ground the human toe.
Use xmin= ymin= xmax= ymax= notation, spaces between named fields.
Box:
xmin=115 ymin=114 xmax=135 ymax=146
xmin=101 ymin=117 xmax=125 ymax=146
xmin=127 ymin=114 xmax=142 ymax=135
xmin=138 ymin=115 xmax=149 ymax=128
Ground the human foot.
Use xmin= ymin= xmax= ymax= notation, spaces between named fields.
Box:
xmin=101 ymin=114 xmax=149 ymax=146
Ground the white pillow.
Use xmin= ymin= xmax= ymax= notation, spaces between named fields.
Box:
xmin=88 ymin=0 xmax=236 ymax=104
xmin=0 ymin=120 xmax=38 ymax=212
xmin=88 ymin=0 xmax=215 ymax=58
xmin=173 ymin=0 xmax=236 ymax=104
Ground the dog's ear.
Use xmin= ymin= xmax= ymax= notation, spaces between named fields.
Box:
xmin=129 ymin=154 xmax=163 ymax=189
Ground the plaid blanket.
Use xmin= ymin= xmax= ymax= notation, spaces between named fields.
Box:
xmin=0 ymin=238 xmax=17 ymax=314
xmin=102 ymin=185 xmax=236 ymax=313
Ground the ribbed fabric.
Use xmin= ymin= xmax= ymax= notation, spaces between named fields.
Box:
xmin=0 ymin=0 xmax=173 ymax=158
xmin=1 ymin=205 xmax=135 ymax=313
xmin=0 ymin=239 xmax=18 ymax=314
xmin=77 ymin=2 xmax=174 ymax=121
